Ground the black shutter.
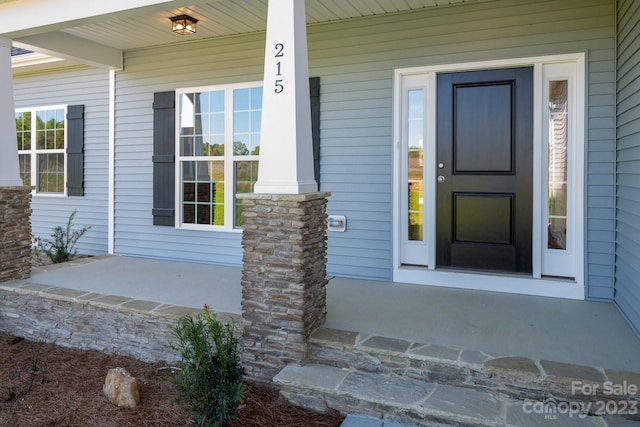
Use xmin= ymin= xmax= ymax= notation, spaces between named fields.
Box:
xmin=310 ymin=77 xmax=321 ymax=186
xmin=66 ymin=105 xmax=84 ymax=196
xmin=152 ymin=91 xmax=176 ymax=226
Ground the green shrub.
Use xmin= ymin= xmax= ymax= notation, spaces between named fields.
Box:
xmin=172 ymin=307 xmax=245 ymax=427
xmin=38 ymin=210 xmax=91 ymax=264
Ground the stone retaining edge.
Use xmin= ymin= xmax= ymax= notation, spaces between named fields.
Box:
xmin=0 ymin=285 xmax=243 ymax=363
xmin=309 ymin=327 xmax=640 ymax=404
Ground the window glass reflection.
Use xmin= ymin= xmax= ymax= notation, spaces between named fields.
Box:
xmin=233 ymin=87 xmax=262 ymax=156
xmin=548 ymin=80 xmax=568 ymax=250
xmin=407 ymin=89 xmax=424 ymax=241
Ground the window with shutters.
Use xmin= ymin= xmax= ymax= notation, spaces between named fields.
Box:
xmin=16 ymin=105 xmax=67 ymax=195
xmin=176 ymin=82 xmax=262 ymax=230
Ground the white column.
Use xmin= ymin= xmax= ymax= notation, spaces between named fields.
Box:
xmin=254 ymin=0 xmax=317 ymax=194
xmin=0 ymin=37 xmax=23 ymax=187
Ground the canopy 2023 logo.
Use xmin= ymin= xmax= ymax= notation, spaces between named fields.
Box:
xmin=522 ymin=381 xmax=638 ymax=420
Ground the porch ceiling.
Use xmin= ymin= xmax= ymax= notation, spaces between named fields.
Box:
xmin=5 ymin=0 xmax=492 ymax=64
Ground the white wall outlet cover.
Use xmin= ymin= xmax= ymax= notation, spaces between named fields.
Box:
xmin=327 ymin=215 xmax=346 ymax=232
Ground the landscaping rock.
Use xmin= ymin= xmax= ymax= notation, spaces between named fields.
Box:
xmin=103 ymin=367 xmax=140 ymax=408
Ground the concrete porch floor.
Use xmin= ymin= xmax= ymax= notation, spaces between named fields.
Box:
xmin=12 ymin=254 xmax=640 ymax=374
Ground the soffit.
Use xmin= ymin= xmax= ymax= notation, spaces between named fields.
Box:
xmin=59 ymin=0 xmax=491 ymax=51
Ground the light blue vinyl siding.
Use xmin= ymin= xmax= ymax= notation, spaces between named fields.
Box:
xmin=113 ymin=35 xmax=267 ymax=265
xmin=615 ymin=0 xmax=640 ymax=334
xmin=587 ymin=48 xmax=617 ymax=300
xmin=12 ymin=66 xmax=110 ymax=256
xmin=313 ymin=0 xmax=617 ymax=287
xmin=111 ymin=0 xmax=616 ymax=291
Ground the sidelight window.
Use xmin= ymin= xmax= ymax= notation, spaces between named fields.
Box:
xmin=547 ymin=81 xmax=568 ymax=250
xmin=540 ymin=60 xmax=583 ymax=280
xmin=407 ymin=89 xmax=425 ymax=242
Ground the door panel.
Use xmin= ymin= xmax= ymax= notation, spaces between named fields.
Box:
xmin=455 ymin=84 xmax=513 ymax=173
xmin=436 ymin=67 xmax=533 ymax=273
xmin=454 ymin=193 xmax=512 ymax=245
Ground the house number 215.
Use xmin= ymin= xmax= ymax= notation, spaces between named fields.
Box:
xmin=274 ymin=43 xmax=284 ymax=93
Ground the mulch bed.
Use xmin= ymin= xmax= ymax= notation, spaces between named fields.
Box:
xmin=0 ymin=332 xmax=344 ymax=427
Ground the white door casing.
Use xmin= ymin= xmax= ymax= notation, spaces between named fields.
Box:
xmin=393 ymin=53 xmax=585 ymax=299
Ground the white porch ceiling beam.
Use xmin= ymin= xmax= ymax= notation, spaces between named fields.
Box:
xmin=0 ymin=0 xmax=176 ymax=35
xmin=14 ymin=32 xmax=123 ymax=70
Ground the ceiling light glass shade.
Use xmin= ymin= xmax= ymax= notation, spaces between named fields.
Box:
xmin=170 ymin=15 xmax=198 ymax=35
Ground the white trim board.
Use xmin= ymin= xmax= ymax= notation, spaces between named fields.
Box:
xmin=394 ymin=267 xmax=585 ymax=300
xmin=108 ymin=69 xmax=115 ymax=254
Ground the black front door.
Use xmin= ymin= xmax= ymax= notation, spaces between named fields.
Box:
xmin=436 ymin=67 xmax=533 ymax=273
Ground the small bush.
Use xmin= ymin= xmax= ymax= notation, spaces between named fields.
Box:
xmin=172 ymin=307 xmax=245 ymax=427
xmin=37 ymin=210 xmax=91 ymax=264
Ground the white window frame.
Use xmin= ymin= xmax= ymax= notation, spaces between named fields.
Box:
xmin=398 ymin=74 xmax=432 ymax=266
xmin=541 ymin=62 xmax=582 ymax=278
xmin=16 ymin=104 xmax=68 ymax=197
xmin=392 ymin=53 xmax=585 ymax=299
xmin=175 ymin=81 xmax=262 ymax=232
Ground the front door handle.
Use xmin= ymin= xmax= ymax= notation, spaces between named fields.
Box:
xmin=437 ymin=175 xmax=446 ymax=184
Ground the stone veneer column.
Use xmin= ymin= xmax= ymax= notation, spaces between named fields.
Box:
xmin=239 ymin=192 xmax=329 ymax=382
xmin=0 ymin=187 xmax=32 ymax=282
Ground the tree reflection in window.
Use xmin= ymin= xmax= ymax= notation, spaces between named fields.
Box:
xmin=548 ymin=81 xmax=568 ymax=250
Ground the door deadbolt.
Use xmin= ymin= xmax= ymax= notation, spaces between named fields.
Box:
xmin=438 ymin=162 xmax=445 ymax=169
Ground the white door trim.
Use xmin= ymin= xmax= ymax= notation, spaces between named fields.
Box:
xmin=392 ymin=53 xmax=585 ymax=300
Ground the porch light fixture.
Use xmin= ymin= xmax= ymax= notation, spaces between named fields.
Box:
xmin=170 ymin=14 xmax=198 ymax=35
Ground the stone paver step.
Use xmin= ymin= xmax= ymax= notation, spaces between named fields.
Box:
xmin=308 ymin=327 xmax=640 ymax=406
xmin=340 ymin=414 xmax=419 ymax=427
xmin=275 ymin=364 xmax=640 ymax=427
